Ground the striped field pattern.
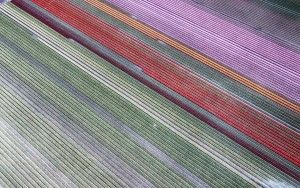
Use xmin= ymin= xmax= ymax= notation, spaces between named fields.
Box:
xmin=101 ymin=0 xmax=300 ymax=112
xmin=18 ymin=0 xmax=300 ymax=170
xmin=0 ymin=0 xmax=299 ymax=187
